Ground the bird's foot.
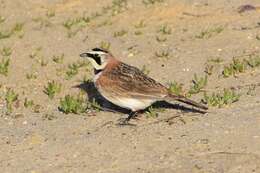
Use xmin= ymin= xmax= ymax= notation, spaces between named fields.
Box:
xmin=116 ymin=112 xmax=138 ymax=126
xmin=116 ymin=118 xmax=136 ymax=126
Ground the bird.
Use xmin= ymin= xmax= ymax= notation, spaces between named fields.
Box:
xmin=80 ymin=48 xmax=208 ymax=124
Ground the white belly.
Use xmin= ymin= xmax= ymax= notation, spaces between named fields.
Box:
xmin=107 ymin=97 xmax=155 ymax=111
xmin=94 ymin=73 xmax=156 ymax=111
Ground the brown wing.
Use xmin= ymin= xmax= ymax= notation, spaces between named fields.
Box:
xmin=100 ymin=62 xmax=168 ymax=99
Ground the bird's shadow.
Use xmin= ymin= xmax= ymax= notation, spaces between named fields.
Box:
xmin=75 ymin=80 xmax=206 ymax=115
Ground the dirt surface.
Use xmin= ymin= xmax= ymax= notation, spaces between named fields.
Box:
xmin=1 ymin=0 xmax=260 ymax=172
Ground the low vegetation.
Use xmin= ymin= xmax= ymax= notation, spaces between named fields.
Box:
xmin=158 ymin=24 xmax=172 ymax=35
xmin=143 ymin=0 xmax=164 ymax=5
xmin=52 ymin=54 xmax=64 ymax=64
xmin=223 ymin=55 xmax=260 ymax=77
xmin=146 ymin=106 xmax=164 ymax=118
xmin=203 ymin=89 xmax=240 ymax=107
xmin=66 ymin=60 xmax=89 ymax=80
xmin=59 ymin=95 xmax=86 ymax=114
xmin=0 ymin=22 xmax=24 ymax=40
xmin=24 ymin=98 xmax=34 ymax=108
xmin=196 ymin=26 xmax=224 ymax=39
xmin=100 ymin=41 xmax=111 ymax=50
xmin=62 ymin=0 xmax=128 ymax=37
xmin=168 ymin=81 xmax=183 ymax=96
xmin=5 ymin=88 xmax=18 ymax=114
xmin=155 ymin=49 xmax=170 ymax=59
xmin=189 ymin=74 xmax=208 ymax=95
xmin=44 ymin=81 xmax=62 ymax=99
xmin=0 ymin=58 xmax=10 ymax=76
xmin=223 ymin=58 xmax=246 ymax=77
xmin=1 ymin=47 xmax=12 ymax=56
xmin=114 ymin=29 xmax=128 ymax=37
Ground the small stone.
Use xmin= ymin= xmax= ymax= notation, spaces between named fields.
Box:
xmin=13 ymin=113 xmax=24 ymax=119
xmin=238 ymin=4 xmax=256 ymax=13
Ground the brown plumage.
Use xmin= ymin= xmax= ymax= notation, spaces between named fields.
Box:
xmin=80 ymin=48 xmax=208 ymax=123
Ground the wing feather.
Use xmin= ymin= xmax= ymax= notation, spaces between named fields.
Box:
xmin=101 ymin=63 xmax=167 ymax=99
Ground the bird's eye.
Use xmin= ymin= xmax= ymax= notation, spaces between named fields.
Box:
xmin=92 ymin=54 xmax=101 ymax=65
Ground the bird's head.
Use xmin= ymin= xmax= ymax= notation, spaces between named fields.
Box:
xmin=80 ymin=48 xmax=113 ymax=70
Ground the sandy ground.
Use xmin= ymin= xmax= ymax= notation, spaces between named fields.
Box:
xmin=1 ymin=0 xmax=260 ymax=172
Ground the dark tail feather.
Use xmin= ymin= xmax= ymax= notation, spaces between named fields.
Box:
xmin=168 ymin=93 xmax=208 ymax=110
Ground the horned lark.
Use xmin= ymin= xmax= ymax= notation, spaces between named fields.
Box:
xmin=80 ymin=48 xmax=208 ymax=123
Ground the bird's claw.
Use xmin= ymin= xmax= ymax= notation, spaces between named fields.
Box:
xmin=116 ymin=118 xmax=136 ymax=126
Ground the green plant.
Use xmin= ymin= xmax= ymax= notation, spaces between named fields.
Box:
xmin=0 ymin=23 xmax=24 ymax=39
xmin=52 ymin=54 xmax=64 ymax=64
xmin=113 ymin=29 xmax=128 ymax=37
xmin=66 ymin=64 xmax=79 ymax=79
xmin=232 ymin=58 xmax=246 ymax=72
xmin=24 ymin=98 xmax=34 ymax=108
xmin=0 ymin=30 xmax=12 ymax=39
xmin=189 ymin=74 xmax=207 ymax=94
xmin=37 ymin=58 xmax=48 ymax=67
xmin=143 ymin=0 xmax=164 ymax=5
xmin=59 ymin=95 xmax=86 ymax=114
xmin=44 ymin=81 xmax=61 ymax=99
xmin=0 ymin=58 xmax=10 ymax=76
xmin=63 ymin=16 xmax=90 ymax=37
xmin=1 ymin=47 xmax=12 ymax=56
xmin=158 ymin=24 xmax=171 ymax=35
xmin=63 ymin=16 xmax=90 ymax=30
xmin=204 ymin=64 xmax=214 ymax=75
xmin=26 ymin=72 xmax=37 ymax=80
xmin=62 ymin=0 xmax=128 ymax=37
xmin=100 ymin=41 xmax=111 ymax=50
xmin=203 ymin=89 xmax=240 ymax=107
xmin=145 ymin=106 xmax=165 ymax=118
xmin=245 ymin=55 xmax=260 ymax=68
xmin=208 ymin=57 xmax=223 ymax=63
xmin=196 ymin=26 xmax=224 ymax=39
xmin=155 ymin=49 xmax=170 ymax=59
xmin=222 ymin=58 xmax=246 ymax=77
xmin=222 ymin=65 xmax=233 ymax=77
xmin=247 ymin=84 xmax=256 ymax=96
xmin=29 ymin=48 xmax=45 ymax=65
xmin=29 ymin=47 xmax=42 ymax=59
xmin=46 ymin=9 xmax=55 ymax=18
xmin=110 ymin=0 xmax=128 ymax=16
xmin=88 ymin=98 xmax=102 ymax=112
xmin=134 ymin=20 xmax=146 ymax=28
xmin=5 ymin=88 xmax=18 ymax=113
xmin=169 ymin=81 xmax=183 ymax=96
xmin=12 ymin=23 xmax=24 ymax=33
xmin=0 ymin=16 xmax=5 ymax=24
xmin=66 ymin=60 xmax=89 ymax=79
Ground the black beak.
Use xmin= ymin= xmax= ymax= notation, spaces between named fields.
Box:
xmin=80 ymin=52 xmax=93 ymax=58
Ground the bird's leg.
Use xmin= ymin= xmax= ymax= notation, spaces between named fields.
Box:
xmin=126 ymin=111 xmax=137 ymax=122
xmin=118 ymin=111 xmax=137 ymax=125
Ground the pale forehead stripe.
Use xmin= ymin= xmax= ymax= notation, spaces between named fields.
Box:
xmin=87 ymin=51 xmax=107 ymax=55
